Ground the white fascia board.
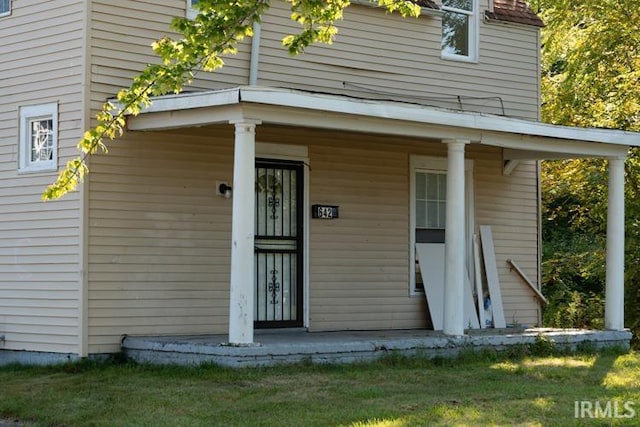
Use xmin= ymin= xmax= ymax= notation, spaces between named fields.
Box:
xmin=240 ymin=104 xmax=480 ymax=141
xmin=504 ymin=147 xmax=630 ymax=160
xmin=120 ymin=88 xmax=240 ymax=115
xmin=485 ymin=132 xmax=631 ymax=158
xmin=127 ymin=104 xmax=246 ymax=131
xmin=239 ymin=87 xmax=640 ymax=147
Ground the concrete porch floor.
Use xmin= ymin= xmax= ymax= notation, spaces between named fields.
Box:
xmin=122 ymin=328 xmax=633 ymax=368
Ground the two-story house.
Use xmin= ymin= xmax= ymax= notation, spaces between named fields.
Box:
xmin=1 ymin=0 xmax=637 ymax=363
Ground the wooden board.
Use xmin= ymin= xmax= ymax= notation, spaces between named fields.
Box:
xmin=473 ymin=234 xmax=486 ymax=328
xmin=479 ymin=226 xmax=506 ymax=328
xmin=464 ymin=271 xmax=480 ymax=329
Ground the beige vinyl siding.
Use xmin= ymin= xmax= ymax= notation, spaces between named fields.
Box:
xmin=304 ymin=137 xmax=426 ymax=330
xmin=87 ymin=124 xmax=539 ymax=351
xmin=257 ymin=3 xmax=540 ymax=119
xmin=88 ymin=1 xmax=540 ymax=120
xmin=87 ymin=127 xmax=236 ymax=353
xmin=0 ymin=0 xmax=85 ymax=353
xmin=90 ymin=0 xmax=251 ymax=114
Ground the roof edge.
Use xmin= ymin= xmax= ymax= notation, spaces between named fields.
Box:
xmin=122 ymin=87 xmax=640 ymax=148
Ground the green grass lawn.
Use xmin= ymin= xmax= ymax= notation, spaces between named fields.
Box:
xmin=1 ymin=348 xmax=639 ymax=426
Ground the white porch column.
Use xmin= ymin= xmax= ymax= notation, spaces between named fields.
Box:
xmin=228 ymin=120 xmax=260 ymax=345
xmin=443 ymin=139 xmax=469 ymax=336
xmin=605 ymin=156 xmax=626 ymax=330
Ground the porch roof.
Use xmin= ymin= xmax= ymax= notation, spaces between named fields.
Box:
xmin=126 ymin=86 xmax=640 ymax=159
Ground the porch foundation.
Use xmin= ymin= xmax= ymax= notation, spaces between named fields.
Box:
xmin=121 ymin=328 xmax=632 ymax=368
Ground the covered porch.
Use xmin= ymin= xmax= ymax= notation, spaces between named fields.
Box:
xmin=123 ymin=86 xmax=639 ymax=348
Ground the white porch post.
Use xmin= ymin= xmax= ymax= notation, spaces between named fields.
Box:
xmin=443 ymin=139 xmax=469 ymax=336
xmin=605 ymin=156 xmax=626 ymax=331
xmin=228 ymin=120 xmax=260 ymax=345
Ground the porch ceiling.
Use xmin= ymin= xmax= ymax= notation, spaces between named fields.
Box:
xmin=124 ymin=86 xmax=640 ymax=159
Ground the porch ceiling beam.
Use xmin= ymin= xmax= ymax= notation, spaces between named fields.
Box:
xmin=240 ymin=104 xmax=479 ymax=141
xmin=239 ymin=87 xmax=640 ymax=147
xmin=127 ymin=105 xmax=246 ymax=131
xmin=245 ymin=105 xmax=633 ymax=158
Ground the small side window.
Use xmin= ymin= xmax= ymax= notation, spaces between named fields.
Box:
xmin=187 ymin=0 xmax=199 ymax=19
xmin=19 ymin=103 xmax=58 ymax=173
xmin=0 ymin=0 xmax=11 ymax=18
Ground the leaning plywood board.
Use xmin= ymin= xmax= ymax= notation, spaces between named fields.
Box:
xmin=416 ymin=243 xmax=479 ymax=331
xmin=416 ymin=243 xmax=445 ymax=330
xmin=479 ymin=226 xmax=506 ymax=328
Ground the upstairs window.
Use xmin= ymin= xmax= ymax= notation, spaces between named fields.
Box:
xmin=1 ymin=0 xmax=10 ymax=17
xmin=441 ymin=0 xmax=478 ymax=61
xmin=187 ymin=0 xmax=199 ymax=19
xmin=19 ymin=103 xmax=58 ymax=173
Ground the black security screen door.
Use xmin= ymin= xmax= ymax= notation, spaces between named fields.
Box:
xmin=254 ymin=160 xmax=304 ymax=328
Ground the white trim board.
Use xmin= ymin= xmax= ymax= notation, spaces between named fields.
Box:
xmin=464 ymin=271 xmax=481 ymax=329
xmin=479 ymin=226 xmax=506 ymax=328
xmin=473 ymin=234 xmax=486 ymax=328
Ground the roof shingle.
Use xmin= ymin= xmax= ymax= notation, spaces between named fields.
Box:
xmin=414 ymin=0 xmax=440 ymax=10
xmin=485 ymin=0 xmax=545 ymax=27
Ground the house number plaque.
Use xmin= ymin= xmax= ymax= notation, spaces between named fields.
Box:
xmin=312 ymin=205 xmax=339 ymax=219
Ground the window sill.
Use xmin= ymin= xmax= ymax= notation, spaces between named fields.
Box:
xmin=440 ymin=53 xmax=478 ymax=64
xmin=18 ymin=164 xmax=57 ymax=175
xmin=410 ymin=289 xmax=425 ymax=298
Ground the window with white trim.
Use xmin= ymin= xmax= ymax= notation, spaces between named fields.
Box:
xmin=414 ymin=170 xmax=447 ymax=292
xmin=19 ymin=103 xmax=58 ymax=173
xmin=441 ymin=0 xmax=478 ymax=61
xmin=0 ymin=0 xmax=10 ymax=17
xmin=416 ymin=171 xmax=447 ymax=230
xmin=187 ymin=0 xmax=199 ymax=19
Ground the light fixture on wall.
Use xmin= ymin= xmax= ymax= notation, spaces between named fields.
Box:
xmin=218 ymin=182 xmax=233 ymax=199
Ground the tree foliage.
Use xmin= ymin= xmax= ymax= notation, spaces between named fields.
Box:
xmin=43 ymin=0 xmax=420 ymax=200
xmin=530 ymin=0 xmax=640 ymax=337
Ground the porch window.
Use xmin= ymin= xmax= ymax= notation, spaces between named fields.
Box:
xmin=0 ymin=0 xmax=10 ymax=17
xmin=18 ymin=103 xmax=58 ymax=173
xmin=441 ymin=0 xmax=478 ymax=61
xmin=416 ymin=172 xmax=447 ymax=230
